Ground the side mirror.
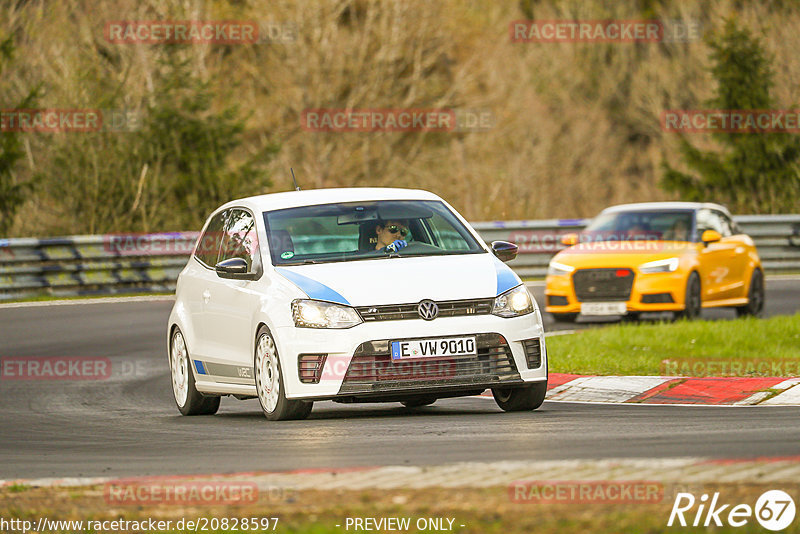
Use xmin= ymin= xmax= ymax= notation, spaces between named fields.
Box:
xmin=215 ymin=257 xmax=255 ymax=279
xmin=560 ymin=233 xmax=579 ymax=247
xmin=701 ymin=229 xmax=722 ymax=245
xmin=491 ymin=241 xmax=518 ymax=262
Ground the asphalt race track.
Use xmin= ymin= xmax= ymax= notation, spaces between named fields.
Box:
xmin=0 ymin=278 xmax=798 ymax=479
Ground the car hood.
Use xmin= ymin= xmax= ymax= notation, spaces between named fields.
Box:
xmin=552 ymin=241 xmax=696 ymax=269
xmin=274 ymin=253 xmax=519 ymax=306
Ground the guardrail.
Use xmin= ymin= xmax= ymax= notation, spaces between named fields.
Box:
xmin=1 ymin=215 xmax=799 ymax=301
xmin=0 ymin=233 xmax=198 ymax=301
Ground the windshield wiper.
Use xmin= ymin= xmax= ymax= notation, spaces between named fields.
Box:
xmin=330 ymin=255 xmax=392 ymax=263
xmin=280 ymin=259 xmax=328 ymax=265
xmin=395 ymin=251 xmax=480 ymax=258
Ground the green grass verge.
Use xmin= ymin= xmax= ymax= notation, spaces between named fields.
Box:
xmin=547 ymin=314 xmax=800 ymax=376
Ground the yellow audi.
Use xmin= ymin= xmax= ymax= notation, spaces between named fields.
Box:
xmin=545 ymin=202 xmax=764 ymax=322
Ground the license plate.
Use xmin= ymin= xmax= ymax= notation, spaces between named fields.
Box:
xmin=581 ymin=302 xmax=628 ymax=316
xmin=391 ymin=336 xmax=476 ymax=360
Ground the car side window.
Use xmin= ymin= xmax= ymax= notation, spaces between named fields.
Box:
xmin=195 ymin=210 xmax=228 ymax=267
xmin=716 ymin=211 xmax=736 ymax=236
xmin=425 ymin=212 xmax=471 ymax=250
xmin=219 ymin=208 xmax=261 ymax=273
xmin=695 ymin=209 xmax=726 ymax=239
xmin=710 ymin=210 xmax=732 ymax=237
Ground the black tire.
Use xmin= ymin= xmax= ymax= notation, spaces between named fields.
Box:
xmin=400 ymin=397 xmax=437 ymax=408
xmin=676 ymin=272 xmax=701 ymax=320
xmin=169 ymin=327 xmax=220 ymax=416
xmin=551 ymin=312 xmax=578 ymax=323
xmin=492 ymin=381 xmax=548 ymax=412
xmin=254 ymin=326 xmax=313 ymax=421
xmin=736 ymin=268 xmax=765 ymax=317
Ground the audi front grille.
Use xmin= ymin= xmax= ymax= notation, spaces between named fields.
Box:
xmin=572 ymin=268 xmax=634 ymax=302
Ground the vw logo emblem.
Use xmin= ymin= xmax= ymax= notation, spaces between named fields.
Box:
xmin=417 ymin=299 xmax=439 ymax=321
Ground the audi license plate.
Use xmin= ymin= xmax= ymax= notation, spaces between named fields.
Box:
xmin=391 ymin=336 xmax=476 ymax=360
xmin=581 ymin=302 xmax=628 ymax=316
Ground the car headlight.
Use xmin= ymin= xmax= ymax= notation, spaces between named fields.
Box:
xmin=291 ymin=299 xmax=363 ymax=328
xmin=547 ymin=261 xmax=575 ymax=276
xmin=492 ymin=285 xmax=535 ymax=318
xmin=639 ymin=257 xmax=679 ymax=274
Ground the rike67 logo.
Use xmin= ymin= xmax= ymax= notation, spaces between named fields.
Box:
xmin=669 ymin=490 xmax=796 ymax=531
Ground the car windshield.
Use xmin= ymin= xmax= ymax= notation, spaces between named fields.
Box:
xmin=582 ymin=210 xmax=694 ymax=242
xmin=263 ymin=200 xmax=485 ymax=265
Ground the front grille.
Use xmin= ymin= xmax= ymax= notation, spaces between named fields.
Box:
xmin=338 ymin=332 xmax=520 ymax=394
xmin=572 ymin=268 xmax=634 ymax=302
xmin=356 ymin=298 xmax=494 ymax=322
xmin=521 ymin=338 xmax=542 ymax=369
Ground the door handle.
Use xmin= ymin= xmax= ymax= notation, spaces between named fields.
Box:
xmin=202 ymin=289 xmax=211 ymax=304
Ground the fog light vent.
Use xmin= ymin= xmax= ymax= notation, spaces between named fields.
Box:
xmin=641 ymin=293 xmax=674 ymax=304
xmin=521 ymin=338 xmax=542 ymax=369
xmin=547 ymin=295 xmax=568 ymax=306
xmin=298 ymin=353 xmax=327 ymax=384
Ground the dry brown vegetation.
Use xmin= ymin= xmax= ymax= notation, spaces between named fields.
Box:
xmin=2 ymin=0 xmax=800 ymax=236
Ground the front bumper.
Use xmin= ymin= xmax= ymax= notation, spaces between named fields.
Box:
xmin=545 ymin=271 xmax=687 ymax=314
xmin=274 ymin=312 xmax=547 ymax=400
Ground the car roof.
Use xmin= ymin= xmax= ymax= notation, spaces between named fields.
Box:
xmin=219 ymin=187 xmax=443 ymax=213
xmin=600 ymin=202 xmax=731 ymax=215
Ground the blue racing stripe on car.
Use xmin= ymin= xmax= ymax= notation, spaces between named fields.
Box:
xmin=194 ymin=360 xmax=207 ymax=375
xmin=494 ymin=258 xmax=521 ymax=295
xmin=275 ymin=268 xmax=350 ymax=305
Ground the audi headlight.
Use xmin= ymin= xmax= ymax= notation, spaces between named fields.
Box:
xmin=291 ymin=299 xmax=363 ymax=328
xmin=639 ymin=257 xmax=679 ymax=274
xmin=547 ymin=261 xmax=575 ymax=277
xmin=493 ymin=285 xmax=535 ymax=318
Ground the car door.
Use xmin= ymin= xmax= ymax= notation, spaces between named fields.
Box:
xmin=695 ymin=209 xmax=738 ymax=302
xmin=186 ymin=209 xmax=228 ymax=361
xmin=203 ymin=208 xmax=264 ymax=382
xmin=715 ymin=210 xmax=750 ymax=298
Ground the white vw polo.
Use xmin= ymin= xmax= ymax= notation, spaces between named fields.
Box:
xmin=167 ymin=188 xmax=548 ymax=420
